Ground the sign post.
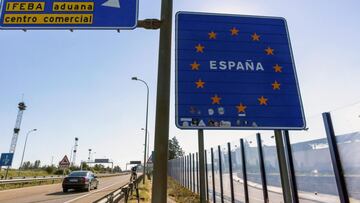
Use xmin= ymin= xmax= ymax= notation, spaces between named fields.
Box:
xmin=0 ymin=0 xmax=138 ymax=29
xmin=175 ymin=12 xmax=306 ymax=202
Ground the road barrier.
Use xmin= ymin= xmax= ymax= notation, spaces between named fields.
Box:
xmin=0 ymin=173 xmax=129 ymax=189
xmin=94 ymin=174 xmax=143 ymax=203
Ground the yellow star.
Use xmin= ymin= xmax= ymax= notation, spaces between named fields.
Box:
xmin=265 ymin=47 xmax=274 ymax=55
xmin=208 ymin=31 xmax=217 ymax=39
xmin=273 ymin=64 xmax=282 ymax=73
xmin=258 ymin=96 xmax=268 ymax=106
xmin=272 ymin=81 xmax=281 ymax=90
xmin=236 ymin=103 xmax=247 ymax=113
xmin=211 ymin=94 xmax=221 ymax=105
xmin=230 ymin=27 xmax=239 ymax=36
xmin=195 ymin=44 xmax=205 ymax=53
xmin=190 ymin=61 xmax=200 ymax=70
xmin=251 ymin=33 xmax=260 ymax=41
xmin=195 ymin=79 xmax=205 ymax=88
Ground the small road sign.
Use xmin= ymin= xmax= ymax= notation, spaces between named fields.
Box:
xmin=130 ymin=161 xmax=141 ymax=165
xmin=59 ymin=155 xmax=70 ymax=168
xmin=0 ymin=0 xmax=138 ymax=29
xmin=0 ymin=153 xmax=14 ymax=167
xmin=94 ymin=159 xmax=109 ymax=163
xmin=175 ymin=12 xmax=305 ymax=130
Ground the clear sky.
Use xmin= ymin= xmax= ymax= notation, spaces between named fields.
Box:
xmin=0 ymin=0 xmax=359 ymax=169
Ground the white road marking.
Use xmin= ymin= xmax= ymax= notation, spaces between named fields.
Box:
xmin=63 ymin=182 xmax=118 ymax=203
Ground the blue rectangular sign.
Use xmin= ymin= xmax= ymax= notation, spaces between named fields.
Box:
xmin=0 ymin=153 xmax=14 ymax=166
xmin=175 ymin=12 xmax=306 ymax=130
xmin=0 ymin=0 xmax=138 ymax=29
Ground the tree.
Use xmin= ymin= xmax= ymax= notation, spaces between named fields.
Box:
xmin=168 ymin=136 xmax=185 ymax=160
xmin=34 ymin=160 xmax=41 ymax=169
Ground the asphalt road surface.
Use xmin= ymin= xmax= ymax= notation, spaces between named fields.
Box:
xmin=0 ymin=174 xmax=130 ymax=203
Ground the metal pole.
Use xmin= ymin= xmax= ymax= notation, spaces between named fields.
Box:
xmin=218 ymin=146 xmax=224 ymax=203
xmin=240 ymin=139 xmax=249 ymax=203
xmin=193 ymin=153 xmax=195 ymax=192
xmin=274 ymin=130 xmax=292 ymax=203
xmin=205 ymin=150 xmax=209 ymax=202
xmin=256 ymin=133 xmax=269 ymax=203
xmin=227 ymin=143 xmax=235 ymax=203
xmin=283 ymin=130 xmax=299 ymax=203
xmin=188 ymin=154 xmax=191 ymax=190
xmin=18 ymin=129 xmax=37 ymax=176
xmin=228 ymin=142 xmax=235 ymax=203
xmin=211 ymin=148 xmax=216 ymax=203
xmin=322 ymin=112 xmax=350 ymax=203
xmin=132 ymin=78 xmax=149 ymax=184
xmin=151 ymin=0 xmax=173 ymax=201
xmin=198 ymin=130 xmax=206 ymax=203
xmin=196 ymin=152 xmax=199 ymax=194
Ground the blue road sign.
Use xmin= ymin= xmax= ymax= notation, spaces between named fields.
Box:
xmin=0 ymin=153 xmax=14 ymax=167
xmin=175 ymin=12 xmax=306 ymax=130
xmin=0 ymin=0 xmax=138 ymax=29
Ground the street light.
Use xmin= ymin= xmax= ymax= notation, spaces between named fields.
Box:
xmin=132 ymin=76 xmax=149 ymax=184
xmin=19 ymin=129 xmax=37 ymax=175
xmin=141 ymin=128 xmax=151 ymax=172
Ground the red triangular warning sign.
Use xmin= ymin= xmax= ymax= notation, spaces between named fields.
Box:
xmin=59 ymin=155 xmax=70 ymax=166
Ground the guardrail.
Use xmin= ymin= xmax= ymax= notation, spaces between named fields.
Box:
xmin=0 ymin=172 xmax=130 ymax=189
xmin=94 ymin=175 xmax=143 ymax=203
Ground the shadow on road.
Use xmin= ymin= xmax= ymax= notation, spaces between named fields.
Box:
xmin=47 ymin=190 xmax=88 ymax=196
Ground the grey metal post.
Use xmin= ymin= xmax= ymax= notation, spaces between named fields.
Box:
xmin=283 ymin=130 xmax=299 ymax=203
xmin=274 ymin=130 xmax=292 ymax=203
xmin=193 ymin=153 xmax=196 ymax=192
xmin=151 ymin=0 xmax=173 ymax=201
xmin=256 ymin=133 xmax=269 ymax=203
xmin=227 ymin=143 xmax=235 ymax=203
xmin=190 ymin=154 xmax=192 ymax=191
xmin=240 ymin=139 xmax=249 ymax=203
xmin=218 ymin=146 xmax=224 ymax=203
xmin=322 ymin=112 xmax=350 ymax=203
xmin=196 ymin=152 xmax=199 ymax=194
xmin=205 ymin=150 xmax=209 ymax=202
xmin=131 ymin=77 xmax=149 ymax=184
xmin=211 ymin=148 xmax=216 ymax=203
xmin=198 ymin=130 xmax=206 ymax=202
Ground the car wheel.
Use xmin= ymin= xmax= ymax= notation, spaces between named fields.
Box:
xmin=94 ymin=183 xmax=98 ymax=189
xmin=63 ymin=188 xmax=68 ymax=193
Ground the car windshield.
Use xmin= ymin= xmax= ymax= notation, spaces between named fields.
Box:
xmin=68 ymin=172 xmax=88 ymax=177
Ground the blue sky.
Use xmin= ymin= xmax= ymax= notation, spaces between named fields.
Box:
xmin=0 ymin=0 xmax=359 ymax=169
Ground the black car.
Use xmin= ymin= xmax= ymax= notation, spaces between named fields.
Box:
xmin=62 ymin=171 xmax=99 ymax=192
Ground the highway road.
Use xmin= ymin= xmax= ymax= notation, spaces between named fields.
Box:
xmin=0 ymin=174 xmax=130 ymax=203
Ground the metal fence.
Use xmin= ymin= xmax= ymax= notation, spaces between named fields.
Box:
xmin=168 ymin=111 xmax=360 ymax=203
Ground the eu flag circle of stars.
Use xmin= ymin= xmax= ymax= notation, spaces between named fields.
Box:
xmin=190 ymin=28 xmax=283 ymax=115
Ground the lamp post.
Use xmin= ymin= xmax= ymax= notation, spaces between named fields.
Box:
xmin=132 ymin=76 xmax=149 ymax=184
xmin=142 ymin=128 xmax=150 ymax=173
xmin=19 ymin=129 xmax=37 ymax=175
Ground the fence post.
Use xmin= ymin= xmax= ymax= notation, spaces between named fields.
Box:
xmin=196 ymin=152 xmax=200 ymax=194
xmin=227 ymin=143 xmax=235 ymax=203
xmin=211 ymin=148 xmax=216 ymax=203
xmin=283 ymin=130 xmax=299 ymax=203
xmin=240 ymin=139 xmax=249 ymax=203
xmin=205 ymin=150 xmax=209 ymax=202
xmin=256 ymin=133 xmax=269 ymax=203
xmin=193 ymin=153 xmax=196 ymax=193
xmin=218 ymin=146 xmax=224 ymax=203
xmin=190 ymin=153 xmax=192 ymax=192
xmin=322 ymin=112 xmax=350 ymax=203
xmin=274 ymin=130 xmax=292 ymax=203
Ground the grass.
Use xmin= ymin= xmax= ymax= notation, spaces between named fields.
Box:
xmin=0 ymin=179 xmax=63 ymax=191
xmin=128 ymin=176 xmax=152 ymax=203
xmin=0 ymin=169 xmax=50 ymax=179
xmin=168 ymin=177 xmax=200 ymax=203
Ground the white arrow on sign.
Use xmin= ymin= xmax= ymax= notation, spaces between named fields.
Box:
xmin=4 ymin=155 xmax=10 ymax=165
xmin=102 ymin=0 xmax=121 ymax=8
